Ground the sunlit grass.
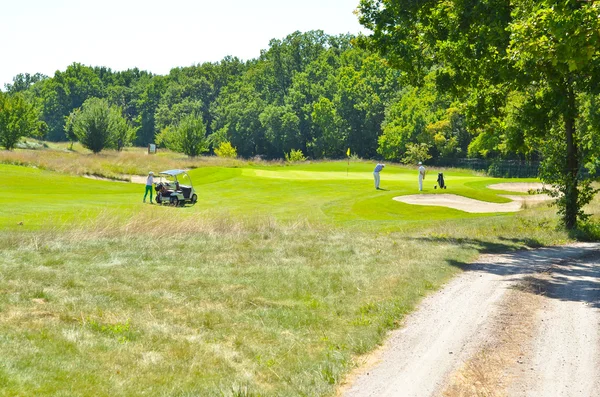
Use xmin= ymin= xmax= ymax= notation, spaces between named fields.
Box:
xmin=0 ymin=209 xmax=574 ymax=396
xmin=0 ymin=144 xmax=597 ymax=396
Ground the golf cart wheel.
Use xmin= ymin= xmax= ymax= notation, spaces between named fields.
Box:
xmin=170 ymin=197 xmax=179 ymax=207
xmin=191 ymin=194 xmax=198 ymax=205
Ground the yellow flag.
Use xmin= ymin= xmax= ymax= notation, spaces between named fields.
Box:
xmin=347 ymin=148 xmax=350 ymax=157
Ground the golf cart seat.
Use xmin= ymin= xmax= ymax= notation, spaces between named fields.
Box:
xmin=180 ymin=185 xmax=192 ymax=199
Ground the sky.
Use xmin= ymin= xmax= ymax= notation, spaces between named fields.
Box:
xmin=1 ymin=0 xmax=366 ymax=88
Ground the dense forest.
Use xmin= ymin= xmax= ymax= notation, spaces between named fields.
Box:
xmin=2 ymin=31 xmax=492 ymax=162
xmin=1 ymin=28 xmax=599 ymax=170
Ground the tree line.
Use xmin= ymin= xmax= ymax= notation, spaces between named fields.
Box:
xmin=1 ymin=31 xmax=476 ymax=162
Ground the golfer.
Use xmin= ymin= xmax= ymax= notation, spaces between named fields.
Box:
xmin=373 ymin=163 xmax=385 ymax=190
xmin=418 ymin=162 xmax=426 ymax=191
xmin=143 ymin=171 xmax=154 ymax=203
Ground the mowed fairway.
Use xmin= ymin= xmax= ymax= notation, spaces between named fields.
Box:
xmin=0 ymin=157 xmax=580 ymax=396
xmin=1 ymin=161 xmax=530 ymax=231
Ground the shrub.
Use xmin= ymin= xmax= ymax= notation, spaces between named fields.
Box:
xmin=285 ymin=149 xmax=306 ymax=163
xmin=401 ymin=143 xmax=432 ymax=165
xmin=214 ymin=141 xmax=237 ymax=158
xmin=156 ymin=114 xmax=209 ymax=157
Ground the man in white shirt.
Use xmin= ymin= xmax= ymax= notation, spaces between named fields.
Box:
xmin=418 ymin=162 xmax=426 ymax=191
xmin=373 ymin=163 xmax=385 ymax=190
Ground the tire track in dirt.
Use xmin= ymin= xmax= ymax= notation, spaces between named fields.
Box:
xmin=505 ymin=254 xmax=600 ymax=396
xmin=341 ymin=243 xmax=600 ymax=397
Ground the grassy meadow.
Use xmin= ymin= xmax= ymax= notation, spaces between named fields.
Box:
xmin=0 ymin=145 xmax=596 ymax=396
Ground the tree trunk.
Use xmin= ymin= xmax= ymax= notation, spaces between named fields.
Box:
xmin=564 ymin=83 xmax=578 ymax=230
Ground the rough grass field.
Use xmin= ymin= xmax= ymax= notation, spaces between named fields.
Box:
xmin=0 ymin=147 xmax=596 ymax=396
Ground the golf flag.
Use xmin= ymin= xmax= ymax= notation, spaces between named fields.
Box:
xmin=347 ymin=148 xmax=350 ymax=157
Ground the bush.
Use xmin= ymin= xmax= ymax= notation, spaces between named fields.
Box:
xmin=401 ymin=143 xmax=431 ymax=165
xmin=214 ymin=141 xmax=237 ymax=158
xmin=156 ymin=115 xmax=209 ymax=157
xmin=285 ymin=149 xmax=306 ymax=163
xmin=569 ymin=221 xmax=600 ymax=242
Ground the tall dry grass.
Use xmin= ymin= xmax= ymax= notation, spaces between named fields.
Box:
xmin=0 ymin=144 xmax=279 ymax=180
xmin=67 ymin=207 xmax=316 ymax=240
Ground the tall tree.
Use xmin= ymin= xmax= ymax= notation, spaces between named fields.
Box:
xmin=0 ymin=92 xmax=41 ymax=150
xmin=72 ymin=97 xmax=128 ymax=154
xmin=4 ymin=73 xmax=47 ymax=94
xmin=358 ymin=0 xmax=600 ymax=229
xmin=157 ymin=114 xmax=208 ymax=157
xmin=39 ymin=63 xmax=104 ymax=141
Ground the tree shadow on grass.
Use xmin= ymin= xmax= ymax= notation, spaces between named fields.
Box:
xmin=412 ymin=235 xmax=600 ymax=308
xmin=413 ymin=236 xmax=544 ymax=256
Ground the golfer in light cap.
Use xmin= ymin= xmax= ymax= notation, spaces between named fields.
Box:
xmin=418 ymin=162 xmax=426 ymax=191
xmin=143 ymin=171 xmax=154 ymax=203
xmin=373 ymin=162 xmax=385 ymax=190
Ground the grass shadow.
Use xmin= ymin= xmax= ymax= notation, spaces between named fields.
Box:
xmin=413 ymin=236 xmax=543 ymax=255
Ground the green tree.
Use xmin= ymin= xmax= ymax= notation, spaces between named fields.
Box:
xmin=72 ymin=97 xmax=125 ymax=154
xmin=259 ymin=104 xmax=301 ymax=157
xmin=311 ymin=96 xmax=346 ymax=157
xmin=401 ymin=143 xmax=432 ymax=165
xmin=4 ymin=73 xmax=47 ymax=94
xmin=211 ymin=80 xmax=266 ymax=157
xmin=111 ymin=109 xmax=137 ymax=151
xmin=40 ymin=63 xmax=104 ymax=141
xmin=0 ymin=92 xmax=41 ymax=150
xmin=378 ymin=73 xmax=461 ymax=162
xmin=158 ymin=114 xmax=209 ymax=157
xmin=64 ymin=108 xmax=80 ymax=150
xmin=359 ymin=0 xmax=600 ymax=229
xmin=134 ymin=75 xmax=167 ymax=146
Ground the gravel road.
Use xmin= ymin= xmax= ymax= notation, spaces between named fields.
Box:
xmin=507 ymin=253 xmax=600 ymax=396
xmin=342 ymin=243 xmax=600 ymax=397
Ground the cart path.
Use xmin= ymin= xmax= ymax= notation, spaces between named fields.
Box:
xmin=341 ymin=243 xmax=600 ymax=397
xmin=506 ymin=254 xmax=600 ymax=396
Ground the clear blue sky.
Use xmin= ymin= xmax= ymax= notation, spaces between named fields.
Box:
xmin=1 ymin=0 xmax=365 ymax=88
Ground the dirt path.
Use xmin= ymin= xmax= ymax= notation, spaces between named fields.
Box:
xmin=341 ymin=243 xmax=600 ymax=397
xmin=506 ymin=254 xmax=600 ymax=396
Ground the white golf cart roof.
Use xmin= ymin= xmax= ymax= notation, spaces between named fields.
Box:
xmin=159 ymin=169 xmax=188 ymax=176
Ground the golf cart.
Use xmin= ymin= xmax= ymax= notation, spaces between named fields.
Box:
xmin=155 ymin=169 xmax=198 ymax=207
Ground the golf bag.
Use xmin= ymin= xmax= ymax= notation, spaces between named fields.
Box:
xmin=435 ymin=173 xmax=447 ymax=189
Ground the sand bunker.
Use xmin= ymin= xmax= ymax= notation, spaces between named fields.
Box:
xmin=393 ymin=182 xmax=554 ymax=213
xmin=394 ymin=194 xmax=522 ymax=213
